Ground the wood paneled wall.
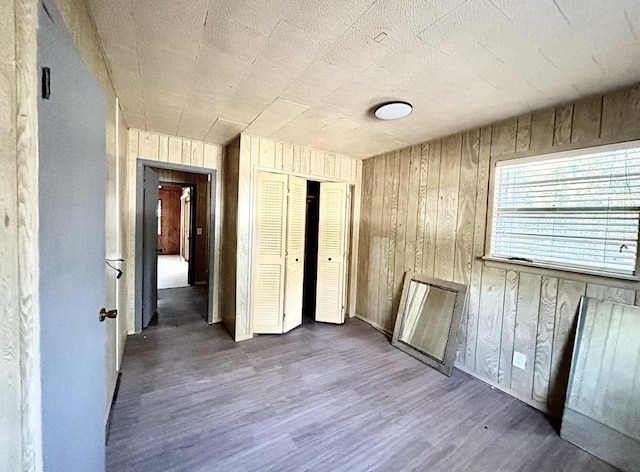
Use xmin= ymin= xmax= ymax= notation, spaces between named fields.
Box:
xmin=158 ymin=187 xmax=182 ymax=254
xmin=0 ymin=0 xmax=42 ymax=469
xmin=357 ymin=84 xmax=640 ymax=416
xmin=227 ymin=134 xmax=362 ymax=341
xmin=127 ymin=129 xmax=223 ymax=328
xmin=221 ymin=137 xmax=240 ymax=338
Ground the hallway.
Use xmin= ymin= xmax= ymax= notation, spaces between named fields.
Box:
xmin=157 ymin=255 xmax=189 ymax=290
xmin=105 ymin=313 xmax=614 ymax=472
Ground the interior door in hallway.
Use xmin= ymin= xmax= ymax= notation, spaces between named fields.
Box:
xmin=315 ymin=182 xmax=349 ymax=324
xmin=38 ymin=0 xmax=107 ymax=469
xmin=142 ymin=166 xmax=159 ymax=328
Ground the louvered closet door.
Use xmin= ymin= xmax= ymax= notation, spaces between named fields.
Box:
xmin=315 ymin=182 xmax=349 ymax=324
xmin=253 ymin=173 xmax=288 ymax=334
xmin=283 ymin=175 xmax=307 ymax=333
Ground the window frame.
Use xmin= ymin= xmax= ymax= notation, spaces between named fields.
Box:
xmin=484 ymin=140 xmax=640 ymax=282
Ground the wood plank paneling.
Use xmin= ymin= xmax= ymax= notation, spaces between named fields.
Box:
xmin=158 ymin=135 xmax=168 ymax=162
xmin=392 ymin=148 xmax=411 ymax=318
xmin=282 ymin=143 xmax=294 ymax=172
xmin=259 ymin=138 xmax=275 ymax=168
xmin=454 ymin=131 xmax=480 ymax=363
xmin=498 ymin=270 xmax=519 ymax=387
xmin=168 ymin=137 xmax=182 ymax=164
xmin=139 ymin=131 xmax=159 ymax=160
xmin=324 ymin=152 xmax=336 ymax=178
xmin=404 ymin=146 xmax=420 ymax=278
xmin=529 ymin=109 xmax=555 ymax=150
xmin=466 ymin=126 xmax=492 ymax=370
xmin=554 ymin=105 xmax=574 ymax=146
xmin=274 ymin=142 xmax=283 ymax=170
xmin=1 ymin=1 xmax=41 ymax=468
xmin=511 ymin=273 xmax=541 ymax=398
xmin=549 ymin=279 xmax=586 ymax=412
xmin=422 ymin=140 xmax=441 ymax=277
xmin=191 ymin=142 xmax=203 ymax=168
xmin=357 ymin=160 xmax=373 ymax=317
xmin=300 ymin=147 xmax=310 ymax=175
xmin=368 ymin=156 xmax=386 ymax=323
xmin=414 ymin=144 xmax=429 ymax=273
xmin=356 ymin=83 xmax=640 ymax=417
xmin=385 ymin=152 xmax=401 ymax=331
xmin=476 ymin=267 xmax=506 ymax=382
xmin=601 ymin=84 xmax=640 ymax=139
xmin=434 ymin=135 xmax=462 ymax=281
xmin=181 ymin=140 xmax=192 ymax=166
xmin=158 ymin=187 xmax=182 ymax=254
xmin=490 ymin=118 xmax=517 ymax=156
xmin=309 ymin=149 xmax=323 ymax=175
xmin=515 ymin=115 xmax=532 ymax=152
xmin=533 ymin=276 xmax=558 ymax=404
xmin=571 ymin=96 xmax=602 ymax=143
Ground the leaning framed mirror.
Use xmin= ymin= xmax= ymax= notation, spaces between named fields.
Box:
xmin=392 ymin=271 xmax=468 ymax=376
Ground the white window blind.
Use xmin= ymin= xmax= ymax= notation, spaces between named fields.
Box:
xmin=491 ymin=145 xmax=640 ymax=276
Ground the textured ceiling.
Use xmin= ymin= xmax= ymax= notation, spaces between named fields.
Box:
xmin=88 ymin=0 xmax=640 ymax=158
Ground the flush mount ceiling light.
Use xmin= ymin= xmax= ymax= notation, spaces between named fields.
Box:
xmin=375 ymin=101 xmax=413 ymax=120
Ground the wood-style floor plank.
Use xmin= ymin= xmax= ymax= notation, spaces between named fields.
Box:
xmin=107 ymin=287 xmax=617 ymax=472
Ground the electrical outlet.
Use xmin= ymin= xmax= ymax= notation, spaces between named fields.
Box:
xmin=513 ymin=351 xmax=527 ymax=370
xmin=197 ymin=227 xmax=203 ymax=235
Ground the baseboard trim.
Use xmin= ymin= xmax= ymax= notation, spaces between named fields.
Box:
xmin=235 ymin=333 xmax=253 ymax=342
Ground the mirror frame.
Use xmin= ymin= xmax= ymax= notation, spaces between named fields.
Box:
xmin=391 ymin=271 xmax=469 ymax=376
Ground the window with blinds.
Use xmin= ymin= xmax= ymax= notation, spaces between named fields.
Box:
xmin=490 ymin=144 xmax=640 ymax=277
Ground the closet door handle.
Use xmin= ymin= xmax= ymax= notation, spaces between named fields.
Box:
xmin=328 ymin=257 xmax=332 ymax=261
xmin=295 ymin=258 xmax=299 ymax=262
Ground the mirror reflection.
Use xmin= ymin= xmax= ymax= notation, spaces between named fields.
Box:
xmin=392 ymin=272 xmax=468 ymax=376
xmin=399 ymin=281 xmax=457 ymax=362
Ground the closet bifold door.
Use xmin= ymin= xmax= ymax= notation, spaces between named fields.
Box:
xmin=252 ymin=172 xmax=288 ymax=334
xmin=315 ymin=182 xmax=349 ymax=324
xmin=283 ymin=175 xmax=307 ymax=333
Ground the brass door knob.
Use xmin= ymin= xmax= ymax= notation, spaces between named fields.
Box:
xmin=99 ymin=308 xmax=118 ymax=322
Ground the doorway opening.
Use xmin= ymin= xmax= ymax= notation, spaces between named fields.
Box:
xmin=302 ymin=180 xmax=320 ymax=324
xmin=157 ymin=183 xmax=195 ymax=289
xmin=135 ymin=161 xmax=217 ymax=333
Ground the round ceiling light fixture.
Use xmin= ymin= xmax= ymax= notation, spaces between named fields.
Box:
xmin=374 ymin=101 xmax=413 ymax=120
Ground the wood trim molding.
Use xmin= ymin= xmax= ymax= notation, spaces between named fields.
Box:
xmin=16 ymin=0 xmax=43 ymax=469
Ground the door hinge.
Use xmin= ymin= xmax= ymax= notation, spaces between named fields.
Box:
xmin=283 ymin=312 xmax=286 ymax=319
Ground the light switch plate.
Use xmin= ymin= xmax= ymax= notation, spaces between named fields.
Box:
xmin=513 ymin=351 xmax=527 ymax=370
xmin=197 ymin=227 xmax=203 ymax=235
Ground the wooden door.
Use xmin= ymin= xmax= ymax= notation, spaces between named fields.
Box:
xmin=315 ymin=182 xmax=349 ymax=324
xmin=252 ymin=173 xmax=288 ymax=334
xmin=142 ymin=166 xmax=159 ymax=328
xmin=38 ymin=1 xmax=107 ymax=469
xmin=283 ymin=176 xmax=307 ymax=333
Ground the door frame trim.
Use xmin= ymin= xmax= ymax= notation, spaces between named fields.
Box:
xmin=135 ymin=159 xmax=217 ymax=332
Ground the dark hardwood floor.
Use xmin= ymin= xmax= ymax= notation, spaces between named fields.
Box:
xmin=107 ymin=289 xmax=617 ymax=472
